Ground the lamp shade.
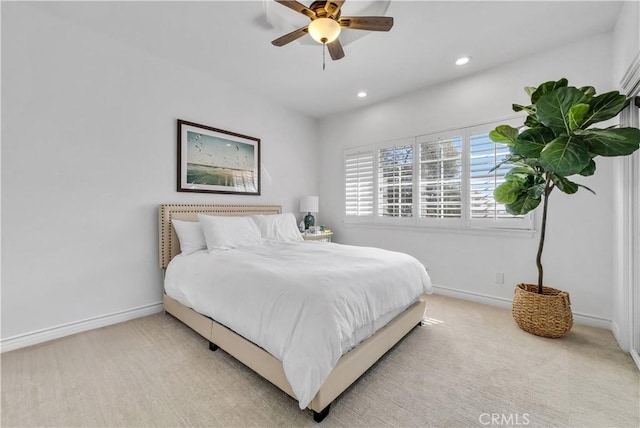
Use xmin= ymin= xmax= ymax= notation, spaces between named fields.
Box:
xmin=308 ymin=18 xmax=341 ymax=44
xmin=300 ymin=196 xmax=319 ymax=213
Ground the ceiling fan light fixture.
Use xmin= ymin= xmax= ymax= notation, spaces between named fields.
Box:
xmin=308 ymin=17 xmax=341 ymax=44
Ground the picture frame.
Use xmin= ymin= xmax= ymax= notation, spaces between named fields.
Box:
xmin=177 ymin=119 xmax=260 ymax=195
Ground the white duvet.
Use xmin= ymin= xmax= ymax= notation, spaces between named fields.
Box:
xmin=164 ymin=241 xmax=432 ymax=409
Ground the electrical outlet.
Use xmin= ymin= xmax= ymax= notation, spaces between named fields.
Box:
xmin=495 ymin=272 xmax=504 ymax=284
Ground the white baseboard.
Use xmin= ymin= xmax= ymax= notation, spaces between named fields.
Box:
xmin=431 ymin=284 xmax=612 ymax=330
xmin=631 ymin=349 xmax=640 ymax=371
xmin=432 ymin=284 xmax=512 ymax=309
xmin=1 ymin=287 xmax=618 ymax=353
xmin=0 ymin=302 xmax=164 ymax=353
xmin=610 ymin=320 xmax=630 ymax=352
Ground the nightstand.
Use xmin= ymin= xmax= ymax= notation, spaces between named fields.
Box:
xmin=301 ymin=231 xmax=333 ymax=242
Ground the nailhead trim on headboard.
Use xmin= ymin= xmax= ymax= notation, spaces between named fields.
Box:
xmin=158 ymin=204 xmax=282 ymax=269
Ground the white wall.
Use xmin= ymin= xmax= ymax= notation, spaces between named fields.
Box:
xmin=318 ymin=33 xmax=616 ymax=324
xmin=613 ymin=0 xmax=640 ymax=84
xmin=1 ymin=3 xmax=319 ymax=343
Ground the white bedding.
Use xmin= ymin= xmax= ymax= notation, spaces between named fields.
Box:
xmin=164 ymin=241 xmax=432 ymax=409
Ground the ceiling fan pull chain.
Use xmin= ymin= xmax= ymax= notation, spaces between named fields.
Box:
xmin=323 ymin=43 xmax=326 ymax=71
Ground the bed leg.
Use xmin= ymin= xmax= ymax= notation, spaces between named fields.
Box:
xmin=419 ymin=317 xmax=428 ymax=327
xmin=209 ymin=341 xmax=219 ymax=352
xmin=312 ymin=404 xmax=331 ymax=423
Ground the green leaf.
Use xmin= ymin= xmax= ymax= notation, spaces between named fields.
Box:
xmin=522 ymin=158 xmax=542 ymax=169
xmin=578 ymin=159 xmax=596 ymax=176
xmin=539 ymin=135 xmax=591 ymax=176
xmin=524 ymin=115 xmax=540 ymax=128
xmin=550 ymin=174 xmax=578 ymax=194
xmin=568 ymin=103 xmax=590 ymax=130
xmin=579 ymin=86 xmax=596 ymax=99
xmin=580 ymin=127 xmax=640 ymax=156
xmin=530 ymin=78 xmax=569 ymax=104
xmin=582 ymin=91 xmax=628 ymax=127
xmin=496 ymin=171 xmax=546 ymax=215
xmin=514 ymin=126 xmax=556 ymax=158
xmin=494 ymin=180 xmax=521 ymax=204
xmin=489 ymin=125 xmax=519 ymax=145
xmin=505 ymin=165 xmax=537 ymax=179
xmin=536 ymin=87 xmax=588 ymax=136
xmin=512 ymin=104 xmax=535 ymax=115
xmin=527 ymin=182 xmax=546 ymax=199
xmin=524 ymin=86 xmax=537 ymax=98
xmin=505 ymin=192 xmax=542 ymax=215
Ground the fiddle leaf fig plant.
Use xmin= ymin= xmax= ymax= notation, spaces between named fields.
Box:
xmin=490 ymin=79 xmax=640 ymax=294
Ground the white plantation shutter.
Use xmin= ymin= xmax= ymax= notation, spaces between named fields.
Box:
xmin=418 ymin=135 xmax=463 ymax=219
xmin=469 ymin=132 xmax=511 ymax=219
xmin=378 ymin=144 xmax=413 ymax=217
xmin=468 ymin=124 xmax=531 ymax=229
xmin=344 ymin=151 xmax=374 ymax=217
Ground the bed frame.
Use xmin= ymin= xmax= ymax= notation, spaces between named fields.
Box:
xmin=159 ymin=204 xmax=428 ymax=422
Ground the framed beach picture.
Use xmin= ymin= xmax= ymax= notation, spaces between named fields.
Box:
xmin=177 ymin=120 xmax=260 ymax=195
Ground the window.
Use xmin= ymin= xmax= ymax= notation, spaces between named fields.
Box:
xmin=344 ymin=118 xmax=532 ymax=230
xmin=344 ymin=150 xmax=374 ymax=217
xmin=378 ymin=143 xmax=413 ymax=218
xmin=469 ymin=131 xmax=511 ymax=220
xmin=418 ymin=133 xmax=462 ymax=220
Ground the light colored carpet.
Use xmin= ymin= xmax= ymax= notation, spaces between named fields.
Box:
xmin=1 ymin=294 xmax=638 ymax=427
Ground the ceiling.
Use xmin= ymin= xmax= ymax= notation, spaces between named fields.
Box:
xmin=30 ymin=1 xmax=623 ymax=119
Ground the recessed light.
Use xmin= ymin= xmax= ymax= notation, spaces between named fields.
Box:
xmin=455 ymin=56 xmax=471 ymax=66
xmin=357 ymin=91 xmax=367 ymax=98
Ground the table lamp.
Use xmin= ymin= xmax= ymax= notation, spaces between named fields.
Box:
xmin=300 ymin=196 xmax=319 ymax=230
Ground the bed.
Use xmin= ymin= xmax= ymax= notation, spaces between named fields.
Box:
xmin=159 ymin=204 xmax=430 ymax=422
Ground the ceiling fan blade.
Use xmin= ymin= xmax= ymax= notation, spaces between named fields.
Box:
xmin=339 ymin=16 xmax=394 ymax=31
xmin=275 ymin=1 xmax=317 ymax=19
xmin=271 ymin=26 xmax=309 ymax=46
xmin=327 ymin=39 xmax=345 ymax=60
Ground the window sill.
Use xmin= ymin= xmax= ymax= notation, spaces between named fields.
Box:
xmin=342 ymin=220 xmax=536 ymax=239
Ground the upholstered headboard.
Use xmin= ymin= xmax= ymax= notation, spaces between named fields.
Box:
xmin=158 ymin=204 xmax=282 ymax=269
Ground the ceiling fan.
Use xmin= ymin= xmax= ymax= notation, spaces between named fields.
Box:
xmin=271 ymin=0 xmax=394 ymax=61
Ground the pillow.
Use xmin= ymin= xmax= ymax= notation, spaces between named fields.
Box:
xmin=171 ymin=219 xmax=206 ymax=254
xmin=197 ymin=214 xmax=264 ymax=250
xmin=251 ymin=213 xmax=304 ymax=243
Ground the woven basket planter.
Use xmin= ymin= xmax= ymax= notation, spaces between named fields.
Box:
xmin=512 ymin=283 xmax=573 ymax=338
